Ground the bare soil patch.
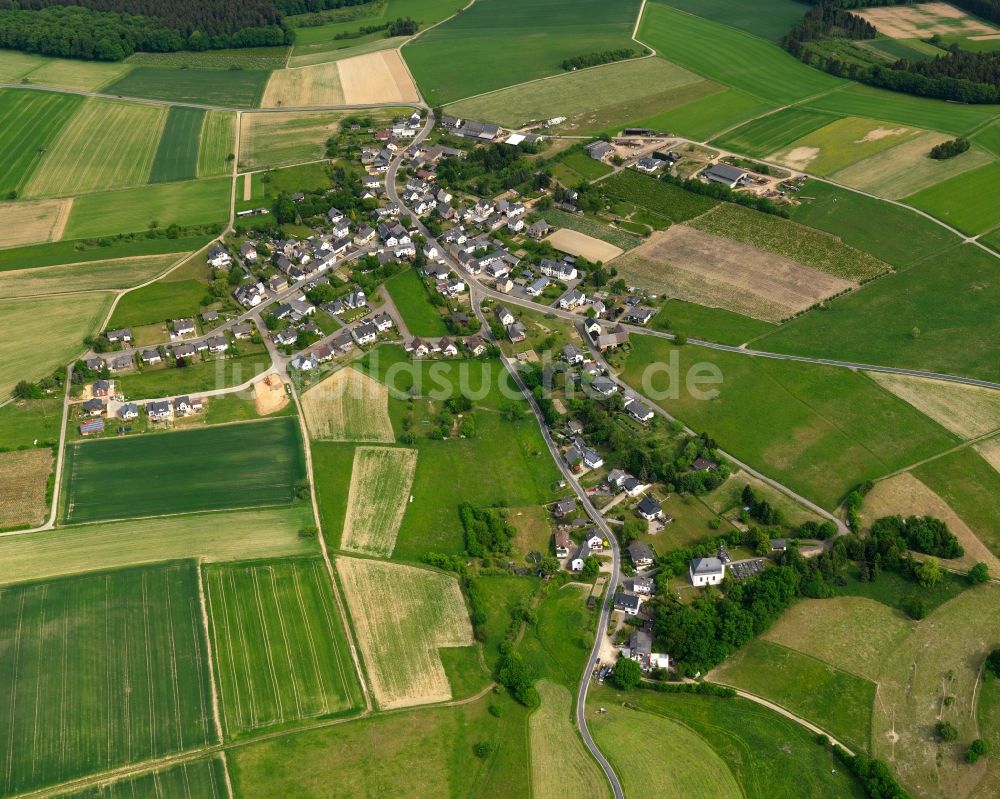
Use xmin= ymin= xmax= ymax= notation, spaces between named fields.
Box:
xmin=777 ymin=146 xmax=820 ymax=170
xmin=243 ymin=173 xmax=252 ymax=202
xmin=338 ymin=50 xmax=420 ymax=105
xmin=262 ymin=62 xmax=345 ymax=108
xmin=252 ymin=374 xmax=289 ymax=415
xmin=545 ymin=228 xmax=623 ymax=262
xmin=864 ymin=471 xmax=1000 ymax=576
xmin=857 ymin=2 xmax=997 ymax=38
xmin=868 ymin=372 xmax=1000 ymax=439
xmin=0 ymin=449 xmax=53 ymax=528
xmin=341 ymin=446 xmax=418 ymax=557
xmin=613 ymin=226 xmax=852 ymax=322
xmin=0 ymin=198 xmax=73 ymax=248
xmin=301 ymin=366 xmax=394 ymax=442
xmin=336 ymin=556 xmax=473 ymax=710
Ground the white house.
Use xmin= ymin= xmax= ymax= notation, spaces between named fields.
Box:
xmin=570 ymin=543 xmax=592 ymax=572
xmin=613 ymin=593 xmax=642 ymax=616
xmin=689 ymin=557 xmax=725 ymax=587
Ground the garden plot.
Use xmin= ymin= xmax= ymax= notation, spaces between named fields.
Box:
xmin=545 ymin=229 xmax=623 ymax=262
xmin=341 ymin=446 xmax=418 ymax=557
xmin=868 ymin=372 xmax=1000 ymax=440
xmin=336 ymin=556 xmax=473 ymax=709
xmin=0 ymin=449 xmax=52 ymax=528
xmin=301 ymin=367 xmax=394 ymax=442
xmin=612 ymin=226 xmax=853 ymax=322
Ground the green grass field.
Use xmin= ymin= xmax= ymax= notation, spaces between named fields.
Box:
xmin=150 ymin=107 xmax=205 ymax=184
xmin=63 ymin=418 xmax=306 ymax=523
xmin=108 ymin=278 xmax=209 ymax=328
xmin=0 ymin=292 xmax=113 ymax=398
xmin=590 ymin=686 xmax=868 ymax=798
xmin=0 ymin=234 xmax=213 ymax=272
xmin=24 ymin=98 xmax=166 ymax=198
xmin=127 ymin=47 xmax=289 ymax=70
xmin=198 ymin=111 xmax=236 ymax=178
xmin=600 ymin=169 xmax=718 ymax=223
xmin=790 ymin=180 xmax=957 ymax=268
xmin=404 ymin=0 xmax=644 ymax=106
xmin=652 ymin=299 xmax=776 ymax=345
xmin=205 ymin=557 xmax=362 ymax=737
xmin=972 ymin=120 xmax=1000 ymax=156
xmin=63 ymin=177 xmax=231 ymax=239
xmin=660 ymin=0 xmax=811 ymax=42
xmin=18 ymin=58 xmax=131 ymax=92
xmin=0 ymin=399 xmax=61 ymax=449
xmin=0 ymin=253 xmax=183 ymax=299
xmin=905 ymin=161 xmax=1000 ymax=235
xmin=621 ymin=336 xmax=959 ymax=509
xmin=713 ymin=107 xmax=839 ymax=156
xmin=106 ymin=67 xmax=271 ymax=107
xmin=914 ymin=447 xmax=1000 ymax=560
xmin=385 ymin=269 xmax=450 ymax=336
xmin=445 ymin=56 xmax=712 ymax=133
xmin=629 ymin=86 xmax=775 ymax=141
xmin=712 ymin=639 xmax=875 ymax=752
xmin=239 ymin=109 xmax=351 ymax=170
xmin=517 ymin=583 xmax=598 ymax=690
xmin=115 ymin=351 xmax=271 ymax=399
xmin=755 ymin=243 xmax=1000 ymax=382
xmin=688 ymin=203 xmax=890 ymax=281
xmin=0 ymin=506 xmax=316 ymax=586
xmin=54 ymin=757 xmax=229 ymax=799
xmin=0 ymin=562 xmax=216 ymax=796
xmin=0 ymin=90 xmax=82 ymax=196
xmin=637 ymin=1 xmax=845 ymax=104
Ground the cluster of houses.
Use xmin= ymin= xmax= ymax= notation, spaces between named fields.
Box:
xmin=78 ymin=379 xmax=205 ymax=435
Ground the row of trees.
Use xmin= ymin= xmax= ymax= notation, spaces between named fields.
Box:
xmin=930 ymin=136 xmax=971 ymax=159
xmin=561 ymin=47 xmax=640 ymax=71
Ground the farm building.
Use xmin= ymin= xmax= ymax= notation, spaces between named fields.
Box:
xmin=586 ymin=141 xmax=615 ymax=161
xmin=702 ymin=163 xmax=749 ymax=188
xmin=690 ymin=557 xmax=725 ymax=587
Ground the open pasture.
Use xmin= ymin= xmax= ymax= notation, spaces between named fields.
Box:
xmin=659 ymin=0 xmax=812 ymax=42
xmin=769 ymin=115 xmax=920 ymax=175
xmin=545 ymin=228 xmax=623 ymax=262
xmin=653 ymin=299 xmax=776 ymax=345
xmin=0 ymin=292 xmax=113 ymax=398
xmin=833 ymin=131 xmax=996 ymax=199
xmin=340 ymin=446 xmax=417 ymax=557
xmin=25 ymin=99 xmax=166 ymax=198
xmin=336 ymin=556 xmax=473 ymax=709
xmin=0 ymin=198 xmax=73 ymax=248
xmin=712 ymin=107 xmax=836 ymax=156
xmin=55 ymin=757 xmax=229 ymax=799
xmin=622 ymin=335 xmax=959 ymax=509
xmin=0 ymin=90 xmax=82 ymax=196
xmin=150 ymin=107 xmax=205 ymax=184
xmin=689 ymin=202 xmax=890 ymax=281
xmin=857 ymin=2 xmax=998 ymax=39
xmin=712 ymin=639 xmax=875 ymax=751
xmin=21 ymin=58 xmax=131 ymax=92
xmin=755 ymin=243 xmax=1000 ymax=382
xmin=905 ymin=160 xmax=1000 ymax=234
xmin=864 ymin=471 xmax=1000 ymax=575
xmin=0 ymin=234 xmax=211 ymax=271
xmin=445 ymin=56 xmax=712 ymax=133
xmin=198 ymin=111 xmax=237 ymax=178
xmin=977 ymin=436 xmax=1000 ymax=475
xmin=0 ymin=448 xmax=52 ymax=529
xmin=530 ymin=681 xmax=612 ymax=799
xmin=638 ymin=1 xmax=845 ymax=104
xmin=127 ymin=47 xmax=288 ymax=70
xmin=262 ymin=62 xmax=345 ymax=108
xmin=612 ymin=225 xmax=853 ymax=322
xmin=0 ymin=49 xmax=50 ymax=81
xmin=789 ymin=179 xmax=958 ymax=268
xmin=0 ymin=562 xmax=215 ymax=796
xmin=973 ymin=120 xmax=1000 ymax=156
xmin=108 ymin=277 xmax=209 ymax=329
xmin=302 ymin=367 xmax=394 ymax=442
xmin=205 ymin=558 xmax=362 ymax=737
xmin=338 ymin=49 xmax=420 ymax=105
xmin=403 ymin=0 xmax=644 ymax=106
xmin=868 ymin=372 xmax=1000 ymax=440
xmin=240 ymin=110 xmax=349 ymax=169
xmin=0 ymin=253 xmax=183 ymax=299
xmin=63 ymin=418 xmax=306 ymax=524
xmin=0 ymin=506 xmax=315 ymax=586
xmin=629 ymin=86 xmax=774 ymax=141
xmin=591 ymin=686 xmax=867 ymax=798
xmin=384 ymin=269 xmax=450 ymax=336
xmin=63 ymin=177 xmax=231 ymax=239
xmin=106 ymin=67 xmax=270 ymax=107
xmin=0 ymin=399 xmax=61 ymax=450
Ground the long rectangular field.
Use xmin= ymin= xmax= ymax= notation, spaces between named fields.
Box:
xmin=63 ymin=417 xmax=306 ymax=524
xmin=301 ymin=367 xmax=395 ymax=442
xmin=0 ymin=90 xmax=83 ymax=196
xmin=340 ymin=446 xmax=418 ymax=557
xmin=0 ymin=562 xmax=216 ymax=796
xmin=150 ymin=107 xmax=206 ymax=184
xmin=0 ymin=253 xmax=183 ymax=299
xmin=106 ymin=67 xmax=271 ymax=107
xmin=712 ymin=107 xmax=841 ymax=157
xmin=198 ymin=111 xmax=237 ymax=178
xmin=24 ymin=98 xmax=167 ymax=198
xmin=54 ymin=757 xmax=229 ymax=799
xmin=204 ymin=558 xmax=363 ymax=737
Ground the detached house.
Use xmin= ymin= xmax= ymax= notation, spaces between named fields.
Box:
xmin=207 ymin=245 xmax=231 ymax=269
xmin=613 ymin=593 xmax=642 ymax=616
xmin=570 ymin=544 xmax=592 ymax=572
xmin=637 ymin=495 xmax=663 ymax=522
xmin=628 ymin=541 xmax=656 ymax=570
xmin=554 ymin=530 xmax=572 ymax=558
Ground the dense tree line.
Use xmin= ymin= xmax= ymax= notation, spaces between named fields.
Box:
xmin=833 ymin=747 xmax=911 ymax=799
xmin=658 ymin=172 xmax=791 ymax=218
xmin=274 ymin=0 xmax=373 ymax=16
xmin=459 ymin=503 xmax=516 ymax=557
xmin=870 ymin=514 xmax=964 ymax=559
xmin=930 ymin=137 xmax=971 ymax=159
xmin=783 ymin=1 xmax=877 ymax=45
xmin=561 ymin=47 xmax=639 ymax=71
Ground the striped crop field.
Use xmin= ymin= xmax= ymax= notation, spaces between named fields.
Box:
xmin=0 ymin=562 xmax=216 ymax=796
xmin=53 ymin=757 xmax=229 ymax=799
xmin=63 ymin=417 xmax=306 ymax=524
xmin=150 ymin=107 xmax=206 ymax=184
xmin=0 ymin=90 xmax=82 ymax=196
xmin=204 ymin=558 xmax=363 ymax=737
xmin=198 ymin=111 xmax=237 ymax=177
xmin=24 ymin=98 xmax=167 ymax=198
